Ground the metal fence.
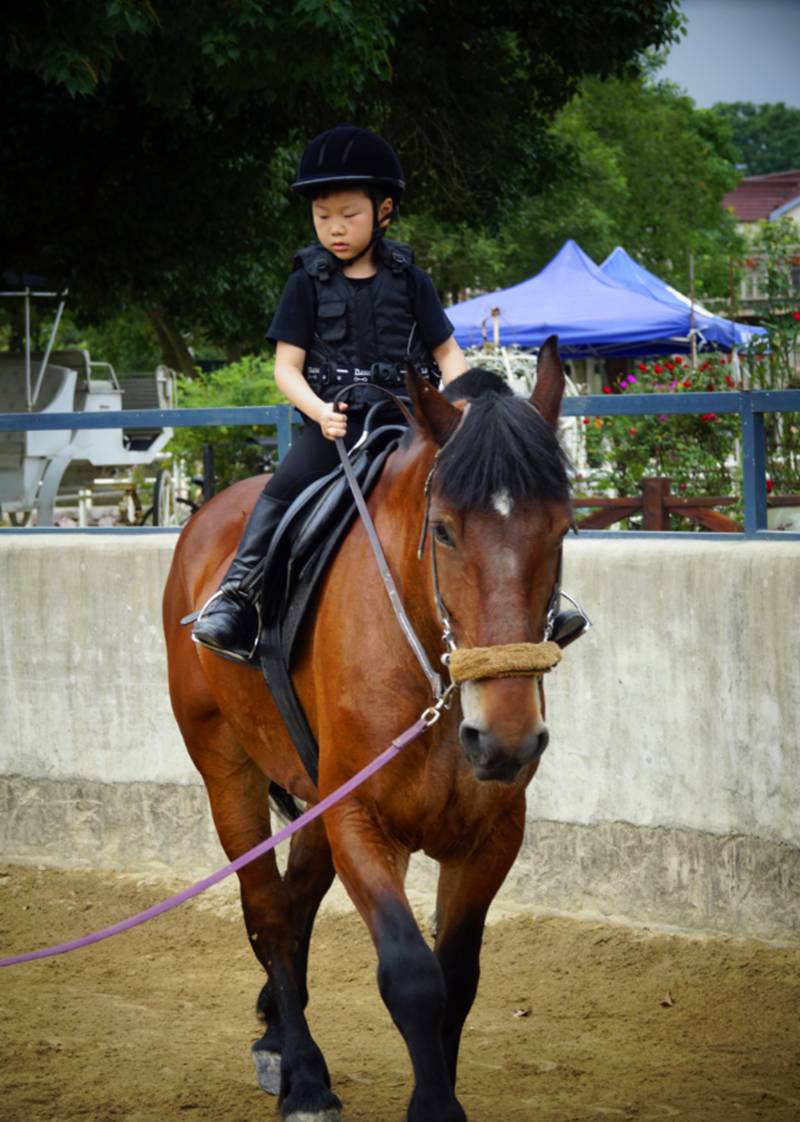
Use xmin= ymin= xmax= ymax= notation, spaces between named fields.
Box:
xmin=1 ymin=390 xmax=799 ymax=539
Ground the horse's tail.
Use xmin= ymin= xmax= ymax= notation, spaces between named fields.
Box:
xmin=269 ymin=781 xmax=304 ymax=823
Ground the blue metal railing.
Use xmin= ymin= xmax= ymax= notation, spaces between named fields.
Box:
xmin=1 ymin=391 xmax=799 ymax=539
xmin=0 ymin=405 xmax=296 ymax=460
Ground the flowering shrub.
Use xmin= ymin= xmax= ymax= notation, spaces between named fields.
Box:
xmin=582 ymin=353 xmax=741 ymax=513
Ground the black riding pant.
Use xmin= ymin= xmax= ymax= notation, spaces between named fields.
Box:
xmin=261 ymin=416 xmax=365 ymax=505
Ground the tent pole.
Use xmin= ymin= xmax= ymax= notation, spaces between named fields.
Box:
xmin=689 ymin=252 xmax=697 ymax=373
xmin=24 ymin=288 xmax=32 ymax=410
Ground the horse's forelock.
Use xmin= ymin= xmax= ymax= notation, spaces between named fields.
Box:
xmin=434 ymin=391 xmax=570 ymax=512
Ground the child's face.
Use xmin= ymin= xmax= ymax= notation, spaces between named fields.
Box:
xmin=312 ymin=189 xmax=393 ymax=261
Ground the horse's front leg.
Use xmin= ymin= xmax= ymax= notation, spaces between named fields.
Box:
xmin=327 ymin=801 xmax=467 ymax=1122
xmin=433 ymin=796 xmax=526 ymax=1087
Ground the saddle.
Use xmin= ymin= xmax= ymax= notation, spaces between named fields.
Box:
xmin=256 ymin=406 xmax=407 ymax=783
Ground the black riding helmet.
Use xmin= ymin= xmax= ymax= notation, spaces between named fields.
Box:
xmin=291 ymin=125 xmax=405 ymax=201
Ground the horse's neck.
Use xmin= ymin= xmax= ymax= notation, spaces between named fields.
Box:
xmin=370 ymin=441 xmax=442 ymax=647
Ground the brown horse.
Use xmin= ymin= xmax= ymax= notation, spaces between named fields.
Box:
xmin=163 ymin=339 xmax=572 ymax=1122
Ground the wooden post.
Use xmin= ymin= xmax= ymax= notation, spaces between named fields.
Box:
xmin=641 ymin=476 xmax=670 ymax=531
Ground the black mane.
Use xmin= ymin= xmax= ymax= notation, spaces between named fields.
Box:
xmin=436 ymin=370 xmax=570 ymax=511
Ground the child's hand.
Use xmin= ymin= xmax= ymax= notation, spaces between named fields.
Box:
xmin=319 ymin=401 xmax=348 ymax=441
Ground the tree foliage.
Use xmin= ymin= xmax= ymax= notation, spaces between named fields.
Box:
xmin=711 ymin=102 xmax=800 ymax=176
xmin=1 ymin=1 xmax=682 ymax=358
xmin=169 ymin=354 xmax=286 ymax=487
xmin=497 ymin=74 xmax=742 ymax=298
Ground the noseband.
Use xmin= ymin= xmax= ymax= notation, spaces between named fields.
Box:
xmin=333 ymin=389 xmax=563 ymax=724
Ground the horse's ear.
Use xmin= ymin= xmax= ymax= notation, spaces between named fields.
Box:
xmin=405 ymin=364 xmax=461 ymax=447
xmin=530 ymin=335 xmax=565 ymax=429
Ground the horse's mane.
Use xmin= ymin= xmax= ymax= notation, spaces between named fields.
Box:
xmin=436 ymin=367 xmax=570 ymax=511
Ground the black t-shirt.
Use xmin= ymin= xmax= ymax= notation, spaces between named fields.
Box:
xmin=266 ymin=263 xmax=454 ymax=355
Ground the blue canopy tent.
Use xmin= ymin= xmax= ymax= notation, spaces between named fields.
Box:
xmin=447 ymin=241 xmax=692 ymax=356
xmin=599 ymin=247 xmax=765 ymax=350
xmin=446 ymin=240 xmax=763 ymax=356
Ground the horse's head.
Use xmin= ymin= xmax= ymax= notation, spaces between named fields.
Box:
xmin=407 ymin=338 xmax=572 ymax=784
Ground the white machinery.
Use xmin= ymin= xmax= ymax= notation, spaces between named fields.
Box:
xmin=0 ymin=283 xmax=175 ymax=525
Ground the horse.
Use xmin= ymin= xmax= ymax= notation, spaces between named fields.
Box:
xmin=162 ymin=337 xmax=572 ymax=1122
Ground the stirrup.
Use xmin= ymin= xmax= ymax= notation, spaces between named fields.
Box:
xmin=549 ymin=590 xmax=592 ymax=649
xmin=192 ymin=588 xmax=262 ymax=664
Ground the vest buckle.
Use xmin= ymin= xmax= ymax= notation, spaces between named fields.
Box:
xmin=371 ymin=362 xmax=405 ymax=388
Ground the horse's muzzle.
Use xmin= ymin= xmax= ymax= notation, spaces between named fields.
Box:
xmin=459 ymin=722 xmax=549 ymax=783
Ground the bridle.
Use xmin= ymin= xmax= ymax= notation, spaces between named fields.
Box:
xmin=333 ymin=388 xmax=565 ymax=725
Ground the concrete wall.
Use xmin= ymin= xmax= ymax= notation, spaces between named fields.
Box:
xmin=1 ymin=534 xmax=798 ymax=942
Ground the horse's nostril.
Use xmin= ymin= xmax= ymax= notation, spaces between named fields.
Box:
xmin=534 ymin=728 xmax=549 ymax=756
xmin=459 ymin=722 xmax=483 ymax=761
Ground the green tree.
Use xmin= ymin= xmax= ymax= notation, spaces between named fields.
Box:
xmin=497 ymin=74 xmax=742 ymax=299
xmin=711 ymin=102 xmax=800 ymax=176
xmin=2 ymin=2 xmax=682 ymax=364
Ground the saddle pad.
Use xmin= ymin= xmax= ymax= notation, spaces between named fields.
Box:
xmin=258 ymin=422 xmax=405 ymax=783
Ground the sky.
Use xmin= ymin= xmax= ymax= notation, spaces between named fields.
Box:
xmin=660 ymin=0 xmax=800 ymax=108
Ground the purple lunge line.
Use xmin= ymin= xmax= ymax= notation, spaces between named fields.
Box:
xmin=0 ymin=717 xmax=429 ymax=968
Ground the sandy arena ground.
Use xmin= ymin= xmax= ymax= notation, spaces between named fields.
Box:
xmin=1 ymin=865 xmax=799 ymax=1122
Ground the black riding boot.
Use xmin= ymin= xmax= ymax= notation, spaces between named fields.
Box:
xmin=193 ymin=492 xmax=288 ymax=661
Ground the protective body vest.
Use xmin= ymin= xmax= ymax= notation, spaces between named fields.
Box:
xmin=294 ymin=238 xmax=439 ymax=405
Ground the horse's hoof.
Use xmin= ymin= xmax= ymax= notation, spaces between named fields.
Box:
xmin=283 ymin=1112 xmax=342 ymax=1122
xmin=251 ymin=1045 xmax=281 ymax=1095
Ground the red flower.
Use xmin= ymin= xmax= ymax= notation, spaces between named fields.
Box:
xmin=674 ymin=356 xmax=683 ymax=365
xmin=678 ymin=482 xmax=688 ymax=492
xmin=746 ymin=258 xmax=757 ymax=269
xmin=700 ymin=412 xmax=717 ymax=422
xmin=682 ymin=380 xmax=692 ymax=388
xmin=706 ymin=382 xmax=715 ymax=391
xmin=602 ymin=385 xmax=612 ymax=394
xmin=665 ymin=362 xmax=675 ymax=371
xmin=628 ymin=426 xmax=637 ymax=436
xmin=793 ymin=311 xmax=800 ymax=322
xmin=654 ymin=364 xmax=663 ymax=374
xmin=766 ymin=479 xmax=774 ymax=494
xmin=724 ymin=374 xmax=735 ymax=388
xmin=582 ymin=417 xmax=590 ymax=425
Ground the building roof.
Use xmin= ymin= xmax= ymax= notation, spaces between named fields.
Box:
xmin=723 ymin=170 xmax=800 ymax=222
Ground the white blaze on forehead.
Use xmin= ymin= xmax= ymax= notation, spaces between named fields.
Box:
xmin=492 ymin=489 xmax=513 ymax=518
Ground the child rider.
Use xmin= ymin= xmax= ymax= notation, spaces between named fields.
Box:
xmin=193 ymin=125 xmax=468 ymax=660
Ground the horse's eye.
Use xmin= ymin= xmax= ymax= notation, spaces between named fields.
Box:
xmin=432 ymin=523 xmax=455 ymax=549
